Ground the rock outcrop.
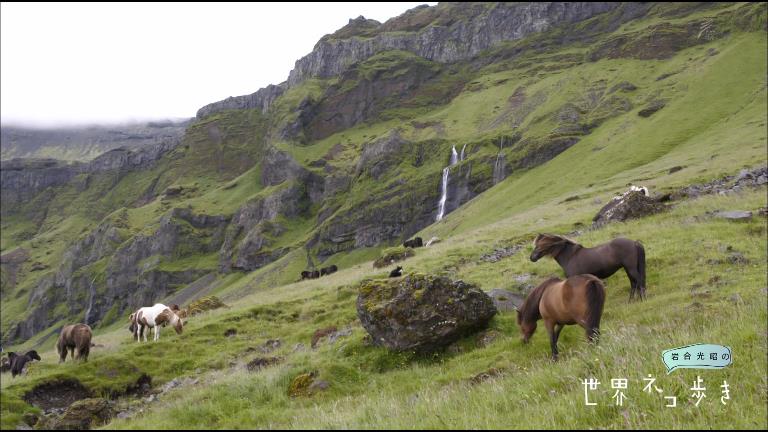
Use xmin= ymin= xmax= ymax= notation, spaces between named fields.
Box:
xmin=356 ymin=274 xmax=497 ymax=352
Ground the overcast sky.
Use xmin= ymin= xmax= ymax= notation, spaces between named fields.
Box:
xmin=1 ymin=2 xmax=435 ymax=127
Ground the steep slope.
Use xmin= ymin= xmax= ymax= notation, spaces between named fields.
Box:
xmin=0 ymin=120 xmax=190 ymax=161
xmin=1 ymin=1 xmax=765 ymax=349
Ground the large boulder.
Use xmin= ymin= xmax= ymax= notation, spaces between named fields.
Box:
xmin=592 ymin=186 xmax=665 ymax=226
xmin=356 ymin=274 xmax=497 ymax=352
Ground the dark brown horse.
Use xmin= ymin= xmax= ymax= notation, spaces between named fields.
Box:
xmin=530 ymin=234 xmax=646 ymax=300
xmin=57 ymin=324 xmax=93 ymax=362
xmin=517 ymin=275 xmax=606 ymax=360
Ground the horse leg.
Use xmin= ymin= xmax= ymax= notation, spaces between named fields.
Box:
xmin=545 ymin=320 xmax=559 ymax=361
xmin=59 ymin=346 xmax=67 ymax=363
xmin=625 ymin=267 xmax=639 ymax=301
xmin=69 ymin=347 xmax=75 ymax=360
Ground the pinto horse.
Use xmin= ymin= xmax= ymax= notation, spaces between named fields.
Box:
xmin=530 ymin=234 xmax=646 ymax=300
xmin=517 ymin=275 xmax=606 ymax=360
xmin=132 ymin=304 xmax=183 ymax=342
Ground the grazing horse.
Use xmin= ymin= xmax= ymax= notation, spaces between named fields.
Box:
xmin=517 ymin=275 xmax=606 ymax=360
xmin=8 ymin=351 xmax=41 ymax=377
xmin=132 ymin=304 xmax=183 ymax=342
xmin=389 ymin=266 xmax=403 ymax=278
xmin=320 ymin=265 xmax=338 ymax=276
xmin=57 ymin=324 xmax=93 ymax=363
xmin=530 ymin=234 xmax=646 ymax=300
xmin=403 ymin=237 xmax=423 ymax=248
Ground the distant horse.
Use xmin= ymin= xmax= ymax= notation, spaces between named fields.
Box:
xmin=530 ymin=234 xmax=646 ymax=300
xmin=403 ymin=237 xmax=423 ymax=248
xmin=517 ymin=275 xmax=606 ymax=360
xmin=300 ymin=271 xmax=312 ymax=280
xmin=320 ymin=265 xmax=338 ymax=276
xmin=132 ymin=304 xmax=183 ymax=342
xmin=57 ymin=324 xmax=93 ymax=363
xmin=389 ymin=266 xmax=403 ymax=278
xmin=8 ymin=350 xmax=41 ymax=377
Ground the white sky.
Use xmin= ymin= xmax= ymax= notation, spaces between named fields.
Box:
xmin=1 ymin=2 xmax=435 ymax=127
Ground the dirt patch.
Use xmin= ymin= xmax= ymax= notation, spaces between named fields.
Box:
xmin=23 ymin=379 xmax=92 ymax=412
xmin=246 ymin=357 xmax=283 ymax=372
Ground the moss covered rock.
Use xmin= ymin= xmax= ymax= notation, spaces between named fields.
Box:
xmin=356 ymin=274 xmax=497 ymax=352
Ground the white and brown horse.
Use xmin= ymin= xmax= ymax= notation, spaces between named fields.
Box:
xmin=130 ymin=304 xmax=183 ymax=342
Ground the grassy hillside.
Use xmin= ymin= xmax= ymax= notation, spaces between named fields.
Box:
xmin=0 ymin=2 xmax=766 ymax=429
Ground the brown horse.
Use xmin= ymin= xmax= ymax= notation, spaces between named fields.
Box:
xmin=57 ymin=324 xmax=93 ymax=363
xmin=530 ymin=234 xmax=646 ymax=300
xmin=517 ymin=275 xmax=606 ymax=360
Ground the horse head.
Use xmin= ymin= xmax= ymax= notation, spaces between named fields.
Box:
xmin=25 ymin=350 xmax=41 ymax=361
xmin=530 ymin=234 xmax=574 ymax=262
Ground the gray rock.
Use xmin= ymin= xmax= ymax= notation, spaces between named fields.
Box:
xmin=729 ymin=293 xmax=743 ymax=305
xmin=593 ymin=186 xmax=665 ymax=226
xmin=487 ymin=289 xmax=525 ymax=313
xmin=713 ymin=211 xmax=752 ymax=221
xmin=357 ymin=274 xmax=497 ymax=352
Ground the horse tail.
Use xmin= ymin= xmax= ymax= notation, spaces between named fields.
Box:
xmin=636 ymin=241 xmax=646 ymax=299
xmin=585 ymin=277 xmax=606 ymax=343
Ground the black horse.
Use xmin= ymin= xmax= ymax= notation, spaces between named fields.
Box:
xmin=8 ymin=350 xmax=41 ymax=377
xmin=403 ymin=237 xmax=423 ymax=248
xmin=320 ymin=265 xmax=338 ymax=276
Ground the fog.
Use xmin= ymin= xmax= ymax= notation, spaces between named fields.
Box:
xmin=1 ymin=2 xmax=435 ymax=127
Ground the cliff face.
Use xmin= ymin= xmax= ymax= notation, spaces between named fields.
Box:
xmin=287 ymin=2 xmax=620 ymax=85
xmin=197 ymin=2 xmax=621 ymax=119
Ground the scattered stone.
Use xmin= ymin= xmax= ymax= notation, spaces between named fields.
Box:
xmin=425 ymin=237 xmax=441 ymax=247
xmin=29 ymin=262 xmax=49 ymax=271
xmin=260 ymin=339 xmax=282 ymax=353
xmin=357 ymin=274 xmax=497 ymax=352
xmin=638 ymin=100 xmax=666 ymax=117
xmin=292 ymin=343 xmax=306 ymax=352
xmin=673 ymin=166 xmax=767 ymax=199
xmin=729 ymin=294 xmax=743 ymax=305
xmin=592 ymin=197 xmax=602 ymax=205
xmin=480 ymin=244 xmax=523 ymax=263
xmin=469 ymin=367 xmax=507 ymax=385
xmin=713 ymin=211 xmax=753 ymax=222
xmin=726 ymin=252 xmax=749 ymax=265
xmin=246 ymin=357 xmax=282 ymax=372
xmin=761 ymin=287 xmax=767 ymax=295
xmin=308 ymin=380 xmax=330 ymax=393
xmin=224 ymin=328 xmax=237 ymax=337
xmin=487 ymin=289 xmax=524 ymax=313
xmin=160 ymin=377 xmax=198 ymax=393
xmin=476 ymin=329 xmax=501 ymax=348
xmin=668 ymin=166 xmax=683 ymax=174
xmin=311 ymin=326 xmax=338 ymax=349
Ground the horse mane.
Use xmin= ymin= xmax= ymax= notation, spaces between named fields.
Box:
xmin=534 ymin=233 xmax=579 ymax=257
xmin=519 ymin=277 xmax=560 ymax=323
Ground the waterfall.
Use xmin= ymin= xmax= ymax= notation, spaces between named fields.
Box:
xmin=84 ymin=277 xmax=96 ymax=326
xmin=459 ymin=144 xmax=467 ymax=162
xmin=493 ymin=137 xmax=506 ymax=185
xmin=436 ymin=146 xmax=459 ymax=221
